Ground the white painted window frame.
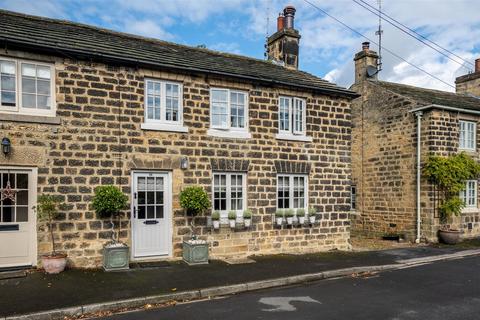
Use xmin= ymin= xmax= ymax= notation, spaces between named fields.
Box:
xmin=276 ymin=174 xmax=308 ymax=210
xmin=0 ymin=57 xmax=56 ymax=117
xmin=212 ymin=172 xmax=247 ymax=220
xmin=276 ymin=96 xmax=310 ymax=141
xmin=141 ymin=78 xmax=188 ymax=132
xmin=208 ymin=88 xmax=250 ymax=138
xmin=459 ymin=120 xmax=476 ymax=151
xmin=460 ymin=180 xmax=477 ymax=209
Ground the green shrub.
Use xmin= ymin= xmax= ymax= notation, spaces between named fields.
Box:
xmin=92 ymin=185 xmax=128 ymax=218
xmin=211 ymin=211 xmax=220 ymax=221
xmin=228 ymin=210 xmax=237 ymax=220
xmin=285 ymin=209 xmax=295 ymax=217
xmin=275 ymin=209 xmax=285 ymax=217
xmin=296 ymin=208 xmax=305 ymax=216
xmin=179 ymin=186 xmax=211 ymax=216
xmin=243 ymin=209 xmax=252 ymax=219
xmin=36 ymin=194 xmax=62 ymax=256
xmin=308 ymin=207 xmax=317 ymax=216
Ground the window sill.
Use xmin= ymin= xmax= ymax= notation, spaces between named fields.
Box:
xmin=275 ymin=133 xmax=313 ymax=142
xmin=207 ymin=129 xmax=251 ymax=139
xmin=462 ymin=207 xmax=479 ymax=214
xmin=141 ymin=123 xmax=189 ymax=133
xmin=0 ymin=113 xmax=61 ymax=125
xmin=459 ymin=148 xmax=476 ymax=153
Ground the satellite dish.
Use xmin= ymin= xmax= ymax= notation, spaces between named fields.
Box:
xmin=366 ymin=65 xmax=378 ymax=78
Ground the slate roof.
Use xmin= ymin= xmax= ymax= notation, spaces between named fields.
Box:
xmin=0 ymin=10 xmax=358 ymax=98
xmin=374 ymin=81 xmax=480 ymax=112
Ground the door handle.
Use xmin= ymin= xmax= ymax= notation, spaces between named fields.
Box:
xmin=133 ymin=206 xmax=136 ymax=218
xmin=144 ymin=220 xmax=159 ymax=225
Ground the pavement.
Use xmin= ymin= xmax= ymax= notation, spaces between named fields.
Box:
xmin=103 ymin=255 xmax=480 ymax=320
xmin=1 ymin=243 xmax=479 ymax=319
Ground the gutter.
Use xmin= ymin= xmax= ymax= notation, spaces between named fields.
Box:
xmin=413 ymin=111 xmax=423 ymax=243
xmin=409 ymin=104 xmax=480 ymax=116
xmin=1 ymin=38 xmax=360 ymax=99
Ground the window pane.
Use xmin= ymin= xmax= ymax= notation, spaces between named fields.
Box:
xmin=37 ymin=95 xmax=51 ymax=109
xmin=16 ymin=207 xmax=28 ymax=222
xmin=22 ymin=94 xmax=35 ymax=108
xmin=155 ymin=205 xmax=164 ymax=219
xmin=147 ymin=192 xmax=155 ymax=204
xmin=37 ymin=66 xmax=51 ymax=79
xmin=17 ymin=174 xmax=28 ymax=189
xmin=2 ymin=206 xmax=13 ymax=222
xmin=138 ymin=177 xmax=146 ymax=190
xmin=1 ymin=75 xmax=15 ymax=91
xmin=280 ymin=97 xmax=290 ymax=131
xmin=1 ymin=61 xmax=15 ymax=74
xmin=22 ymin=78 xmax=36 ymax=94
xmin=1 ymin=91 xmax=15 ymax=106
xmin=37 ymin=80 xmax=50 ymax=95
xmin=138 ymin=206 xmax=146 ymax=219
xmin=21 ymin=64 xmax=36 ymax=77
xmin=147 ymin=206 xmax=155 ymax=219
xmin=16 ymin=190 xmax=28 ymax=205
xmin=212 ymin=89 xmax=227 ymax=102
xmin=230 ymin=92 xmax=245 ymax=128
xmin=138 ymin=191 xmax=145 ymax=205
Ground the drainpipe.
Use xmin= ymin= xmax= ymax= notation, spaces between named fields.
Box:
xmin=414 ymin=111 xmax=423 ymax=243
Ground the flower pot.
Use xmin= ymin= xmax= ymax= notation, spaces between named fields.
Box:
xmin=298 ymin=216 xmax=305 ymax=224
xmin=244 ymin=219 xmax=251 ymax=227
xmin=229 ymin=219 xmax=236 ymax=228
xmin=286 ymin=217 xmax=293 ymax=225
xmin=276 ymin=217 xmax=284 ymax=226
xmin=438 ymin=229 xmax=461 ymax=245
xmin=309 ymin=215 xmax=316 ymax=224
xmin=213 ymin=220 xmax=220 ymax=229
xmin=41 ymin=254 xmax=67 ymax=274
xmin=183 ymin=240 xmax=208 ymax=265
xmin=103 ymin=243 xmax=129 ymax=271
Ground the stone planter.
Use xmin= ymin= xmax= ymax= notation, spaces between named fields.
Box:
xmin=309 ymin=215 xmax=316 ymax=224
xmin=276 ymin=217 xmax=284 ymax=226
xmin=212 ymin=220 xmax=220 ymax=229
xmin=298 ymin=216 xmax=305 ymax=224
xmin=103 ymin=244 xmax=129 ymax=271
xmin=438 ymin=229 xmax=461 ymax=245
xmin=41 ymin=254 xmax=67 ymax=274
xmin=183 ymin=240 xmax=209 ymax=265
xmin=244 ymin=219 xmax=252 ymax=228
xmin=229 ymin=219 xmax=236 ymax=228
xmin=286 ymin=217 xmax=293 ymax=225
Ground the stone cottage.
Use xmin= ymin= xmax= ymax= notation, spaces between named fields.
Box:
xmin=0 ymin=8 xmax=358 ymax=269
xmin=351 ymin=42 xmax=480 ymax=242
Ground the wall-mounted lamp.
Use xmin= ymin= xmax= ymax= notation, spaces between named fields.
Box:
xmin=1 ymin=137 xmax=11 ymax=156
xmin=180 ymin=157 xmax=189 ymax=169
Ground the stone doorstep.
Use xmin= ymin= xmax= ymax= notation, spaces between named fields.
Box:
xmin=5 ymin=249 xmax=480 ymax=320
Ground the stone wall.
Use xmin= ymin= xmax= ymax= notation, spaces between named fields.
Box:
xmin=0 ymin=49 xmax=352 ymax=268
xmin=456 ymin=72 xmax=480 ymax=97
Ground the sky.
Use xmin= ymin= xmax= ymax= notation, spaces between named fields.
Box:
xmin=1 ymin=0 xmax=479 ymax=92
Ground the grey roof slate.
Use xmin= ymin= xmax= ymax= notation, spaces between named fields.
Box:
xmin=0 ymin=9 xmax=357 ymax=98
xmin=374 ymin=80 xmax=480 ymax=112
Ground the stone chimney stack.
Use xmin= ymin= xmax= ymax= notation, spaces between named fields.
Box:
xmin=353 ymin=42 xmax=379 ymax=84
xmin=456 ymin=58 xmax=480 ymax=96
xmin=267 ymin=5 xmax=301 ymax=70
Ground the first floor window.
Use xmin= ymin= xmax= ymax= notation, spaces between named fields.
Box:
xmin=459 ymin=120 xmax=476 ymax=151
xmin=351 ymin=185 xmax=357 ymax=210
xmin=210 ymin=88 xmax=248 ymax=130
xmin=277 ymin=174 xmax=307 ymax=209
xmin=145 ymin=79 xmax=182 ymax=124
xmin=278 ymin=96 xmax=306 ymax=136
xmin=0 ymin=58 xmax=55 ymax=116
xmin=213 ymin=172 xmax=246 ymax=218
xmin=460 ymin=180 xmax=477 ymax=208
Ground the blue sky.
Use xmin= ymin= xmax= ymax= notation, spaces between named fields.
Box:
xmin=1 ymin=0 xmax=480 ymax=91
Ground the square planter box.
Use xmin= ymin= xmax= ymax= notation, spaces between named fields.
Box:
xmin=103 ymin=245 xmax=130 ymax=271
xmin=183 ymin=241 xmax=209 ymax=265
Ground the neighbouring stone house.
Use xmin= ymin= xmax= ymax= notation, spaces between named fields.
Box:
xmin=0 ymin=8 xmax=358 ymax=268
xmin=351 ymin=42 xmax=480 ymax=242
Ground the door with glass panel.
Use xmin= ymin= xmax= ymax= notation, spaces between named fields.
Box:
xmin=132 ymin=172 xmax=171 ymax=258
xmin=0 ymin=169 xmax=37 ymax=268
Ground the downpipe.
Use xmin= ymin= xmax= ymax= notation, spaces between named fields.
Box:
xmin=414 ymin=111 xmax=423 ymax=244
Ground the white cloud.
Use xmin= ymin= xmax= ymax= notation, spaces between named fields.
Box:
xmin=209 ymin=42 xmax=242 ymax=54
xmin=125 ymin=20 xmax=173 ymax=40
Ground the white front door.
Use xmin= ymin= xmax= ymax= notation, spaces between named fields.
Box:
xmin=132 ymin=172 xmax=172 ymax=258
xmin=0 ymin=169 xmax=37 ymax=268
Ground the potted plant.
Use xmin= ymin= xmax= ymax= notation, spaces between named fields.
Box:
xmin=275 ymin=209 xmax=284 ymax=226
xmin=228 ymin=211 xmax=237 ymax=228
xmin=92 ymin=185 xmax=129 ymax=271
xmin=179 ymin=186 xmax=211 ymax=265
xmin=296 ymin=208 xmax=306 ymax=224
xmin=308 ymin=207 xmax=317 ymax=224
xmin=36 ymin=194 xmax=67 ymax=274
xmin=243 ymin=209 xmax=252 ymax=227
xmin=285 ymin=209 xmax=294 ymax=225
xmin=211 ymin=211 xmax=220 ymax=229
xmin=423 ymin=153 xmax=480 ymax=244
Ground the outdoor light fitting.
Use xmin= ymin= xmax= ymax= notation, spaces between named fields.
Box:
xmin=180 ymin=157 xmax=189 ymax=169
xmin=1 ymin=137 xmax=11 ymax=156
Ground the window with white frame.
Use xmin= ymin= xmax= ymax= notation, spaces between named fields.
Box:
xmin=277 ymin=174 xmax=308 ymax=209
xmin=210 ymin=88 xmax=248 ymax=131
xmin=0 ymin=58 xmax=55 ymax=116
xmin=142 ymin=79 xmax=186 ymax=131
xmin=460 ymin=180 xmax=477 ymax=208
xmin=278 ymin=96 xmax=306 ymax=136
xmin=213 ymin=172 xmax=246 ymax=218
xmin=459 ymin=120 xmax=476 ymax=151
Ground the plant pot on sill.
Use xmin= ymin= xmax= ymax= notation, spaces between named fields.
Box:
xmin=286 ymin=217 xmax=293 ymax=225
xmin=212 ymin=220 xmax=220 ymax=229
xmin=229 ymin=219 xmax=236 ymax=228
xmin=41 ymin=253 xmax=68 ymax=274
xmin=309 ymin=215 xmax=316 ymax=224
xmin=183 ymin=240 xmax=209 ymax=265
xmin=103 ymin=243 xmax=129 ymax=271
xmin=244 ymin=219 xmax=252 ymax=228
xmin=298 ymin=216 xmax=305 ymax=225
xmin=276 ymin=217 xmax=284 ymax=226
xmin=438 ymin=229 xmax=462 ymax=245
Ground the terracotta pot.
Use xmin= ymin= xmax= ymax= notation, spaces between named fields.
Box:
xmin=41 ymin=254 xmax=67 ymax=274
xmin=438 ymin=229 xmax=461 ymax=245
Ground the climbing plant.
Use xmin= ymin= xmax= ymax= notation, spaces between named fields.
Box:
xmin=423 ymin=152 xmax=480 ymax=224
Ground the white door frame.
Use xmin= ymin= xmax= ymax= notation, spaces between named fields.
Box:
xmin=0 ymin=166 xmax=37 ymax=268
xmin=130 ymin=170 xmax=173 ymax=260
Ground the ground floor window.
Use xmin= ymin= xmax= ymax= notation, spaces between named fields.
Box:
xmin=1 ymin=172 xmax=29 ymax=223
xmin=213 ymin=172 xmax=246 ymax=218
xmin=277 ymin=174 xmax=307 ymax=209
xmin=460 ymin=180 xmax=477 ymax=208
